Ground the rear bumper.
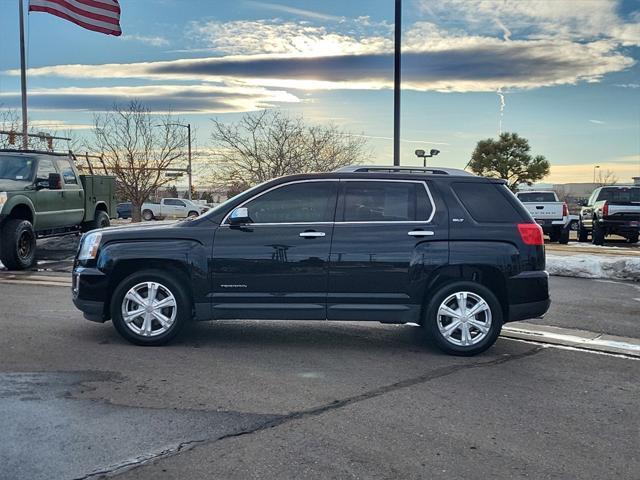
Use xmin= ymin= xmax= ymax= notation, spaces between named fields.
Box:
xmin=506 ymin=271 xmax=551 ymax=323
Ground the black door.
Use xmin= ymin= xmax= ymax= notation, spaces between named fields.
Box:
xmin=211 ymin=180 xmax=338 ymax=320
xmin=327 ymin=179 xmax=448 ymax=323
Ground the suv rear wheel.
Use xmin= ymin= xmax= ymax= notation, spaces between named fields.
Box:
xmin=0 ymin=219 xmax=36 ymax=270
xmin=424 ymin=282 xmax=502 ymax=356
xmin=111 ymin=269 xmax=190 ymax=346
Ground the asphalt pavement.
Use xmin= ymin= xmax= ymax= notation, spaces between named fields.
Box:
xmin=0 ymin=280 xmax=638 ymax=479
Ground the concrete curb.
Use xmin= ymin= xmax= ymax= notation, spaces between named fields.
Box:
xmin=502 ymin=323 xmax=640 ymax=358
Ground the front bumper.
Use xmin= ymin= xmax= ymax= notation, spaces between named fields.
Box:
xmin=72 ymin=266 xmax=110 ymax=322
xmin=506 ymin=271 xmax=551 ymax=323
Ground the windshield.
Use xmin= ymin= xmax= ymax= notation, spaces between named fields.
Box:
xmin=517 ymin=192 xmax=557 ymax=202
xmin=0 ymin=155 xmax=35 ymax=181
xmin=597 ymin=187 xmax=640 ymax=202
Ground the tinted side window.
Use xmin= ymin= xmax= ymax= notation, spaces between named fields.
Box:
xmin=36 ymin=158 xmax=57 ymax=179
xmin=165 ymin=199 xmax=185 ymax=206
xmin=342 ymin=181 xmax=433 ymax=222
xmin=244 ymin=181 xmax=337 ymax=223
xmin=57 ymin=159 xmax=78 ymax=185
xmin=597 ymin=187 xmax=640 ymax=202
xmin=453 ymin=182 xmax=523 ymax=223
xmin=517 ymin=192 xmax=556 ymax=202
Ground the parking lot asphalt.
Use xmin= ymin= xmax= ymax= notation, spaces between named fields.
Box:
xmin=0 ymin=282 xmax=638 ymax=479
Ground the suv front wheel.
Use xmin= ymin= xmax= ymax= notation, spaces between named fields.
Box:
xmin=424 ymin=282 xmax=503 ymax=356
xmin=111 ymin=269 xmax=190 ymax=345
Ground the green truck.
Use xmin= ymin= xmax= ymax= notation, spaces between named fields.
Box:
xmin=0 ymin=149 xmax=116 ymax=270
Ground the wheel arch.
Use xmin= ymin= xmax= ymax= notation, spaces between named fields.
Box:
xmin=420 ymin=264 xmax=508 ymax=325
xmin=104 ymin=259 xmax=192 ymax=319
xmin=3 ymin=197 xmax=35 ymax=226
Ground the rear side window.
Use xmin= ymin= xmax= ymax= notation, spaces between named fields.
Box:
xmin=452 ymin=182 xmax=524 ymax=223
xmin=341 ymin=181 xmax=433 ymax=222
xmin=516 ymin=192 xmax=556 ymax=202
xmin=597 ymin=187 xmax=640 ymax=202
xmin=56 ymin=159 xmax=78 ymax=185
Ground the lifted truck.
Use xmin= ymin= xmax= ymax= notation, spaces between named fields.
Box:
xmin=578 ymin=186 xmax=640 ymax=245
xmin=515 ymin=190 xmax=570 ymax=244
xmin=0 ymin=149 xmax=117 ymax=270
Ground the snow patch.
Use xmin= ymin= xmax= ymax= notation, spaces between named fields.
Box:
xmin=547 ymin=254 xmax=640 ymax=281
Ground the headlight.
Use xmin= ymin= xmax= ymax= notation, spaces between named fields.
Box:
xmin=78 ymin=232 xmax=102 ymax=261
xmin=0 ymin=192 xmax=7 ymax=209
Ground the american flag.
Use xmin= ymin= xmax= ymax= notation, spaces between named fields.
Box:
xmin=28 ymin=0 xmax=121 ymax=36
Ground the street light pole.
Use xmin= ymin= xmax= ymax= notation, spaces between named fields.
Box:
xmin=393 ymin=0 xmax=402 ymax=166
xmin=186 ymin=123 xmax=192 ymax=201
xmin=593 ymin=165 xmax=600 ymax=184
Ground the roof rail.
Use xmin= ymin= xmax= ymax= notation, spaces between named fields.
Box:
xmin=334 ymin=165 xmax=474 ymax=176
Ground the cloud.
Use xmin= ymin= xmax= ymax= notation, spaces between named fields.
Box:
xmin=417 ymin=0 xmax=640 ymax=46
xmin=244 ymin=1 xmax=343 ymax=22
xmin=615 ymin=83 xmax=640 ymax=89
xmin=589 ymin=119 xmax=605 ymax=125
xmin=121 ymin=34 xmax=170 ymax=47
xmin=14 ymin=35 xmax=632 ymax=93
xmin=187 ymin=19 xmax=390 ymax=56
xmin=29 ymin=120 xmax=93 ymax=131
xmin=0 ymin=85 xmax=299 ymax=113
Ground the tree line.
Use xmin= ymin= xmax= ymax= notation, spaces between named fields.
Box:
xmin=5 ymin=100 xmax=617 ymax=222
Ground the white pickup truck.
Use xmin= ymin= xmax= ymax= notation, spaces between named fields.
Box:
xmin=141 ymin=198 xmax=209 ymax=221
xmin=515 ymin=191 xmax=570 ymax=243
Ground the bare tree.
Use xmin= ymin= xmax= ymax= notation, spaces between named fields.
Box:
xmin=596 ymin=169 xmax=618 ymax=186
xmin=0 ymin=107 xmax=80 ymax=151
xmin=209 ymin=110 xmax=368 ymax=189
xmin=89 ymin=101 xmax=188 ymax=222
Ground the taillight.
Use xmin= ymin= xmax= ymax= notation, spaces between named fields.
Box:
xmin=518 ymin=223 xmax=544 ymax=245
xmin=602 ymin=202 xmax=609 ymax=216
xmin=562 ymin=202 xmax=568 ymax=217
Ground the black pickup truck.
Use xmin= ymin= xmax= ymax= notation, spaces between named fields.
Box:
xmin=72 ymin=165 xmax=550 ymax=356
xmin=578 ymin=186 xmax=640 ymax=245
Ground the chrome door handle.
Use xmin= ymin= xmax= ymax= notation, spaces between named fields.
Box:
xmin=408 ymin=230 xmax=434 ymax=237
xmin=299 ymin=231 xmax=326 ymax=238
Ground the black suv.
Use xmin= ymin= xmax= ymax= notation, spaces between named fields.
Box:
xmin=72 ymin=166 xmax=550 ymax=355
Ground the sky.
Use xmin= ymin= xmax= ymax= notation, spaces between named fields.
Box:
xmin=1 ymin=0 xmax=639 ymax=185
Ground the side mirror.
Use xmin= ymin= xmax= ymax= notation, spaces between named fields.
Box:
xmin=228 ymin=207 xmax=251 ymax=225
xmin=48 ymin=173 xmax=62 ymax=190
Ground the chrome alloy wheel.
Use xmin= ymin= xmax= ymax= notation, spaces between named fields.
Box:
xmin=436 ymin=291 xmax=492 ymax=347
xmin=121 ymin=282 xmax=177 ymax=337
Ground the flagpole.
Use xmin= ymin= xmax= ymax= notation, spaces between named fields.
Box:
xmin=19 ymin=0 xmax=28 ymax=149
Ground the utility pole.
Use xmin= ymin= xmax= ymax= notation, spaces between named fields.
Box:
xmin=393 ymin=0 xmax=402 ymax=166
xmin=18 ymin=0 xmax=28 ymax=149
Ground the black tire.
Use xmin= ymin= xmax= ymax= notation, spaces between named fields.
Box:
xmin=578 ymin=222 xmax=589 ymax=242
xmin=187 ymin=210 xmax=199 ymax=218
xmin=558 ymin=228 xmax=570 ymax=244
xmin=548 ymin=230 xmax=559 ymax=242
xmin=0 ymin=219 xmax=36 ymax=270
xmin=110 ymin=269 xmax=191 ymax=346
xmin=423 ymin=281 xmax=503 ymax=356
xmin=592 ymin=221 xmax=605 ymax=246
xmin=627 ymin=232 xmax=639 ymax=244
xmin=142 ymin=209 xmax=154 ymax=221
xmin=82 ymin=210 xmax=110 ymax=232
